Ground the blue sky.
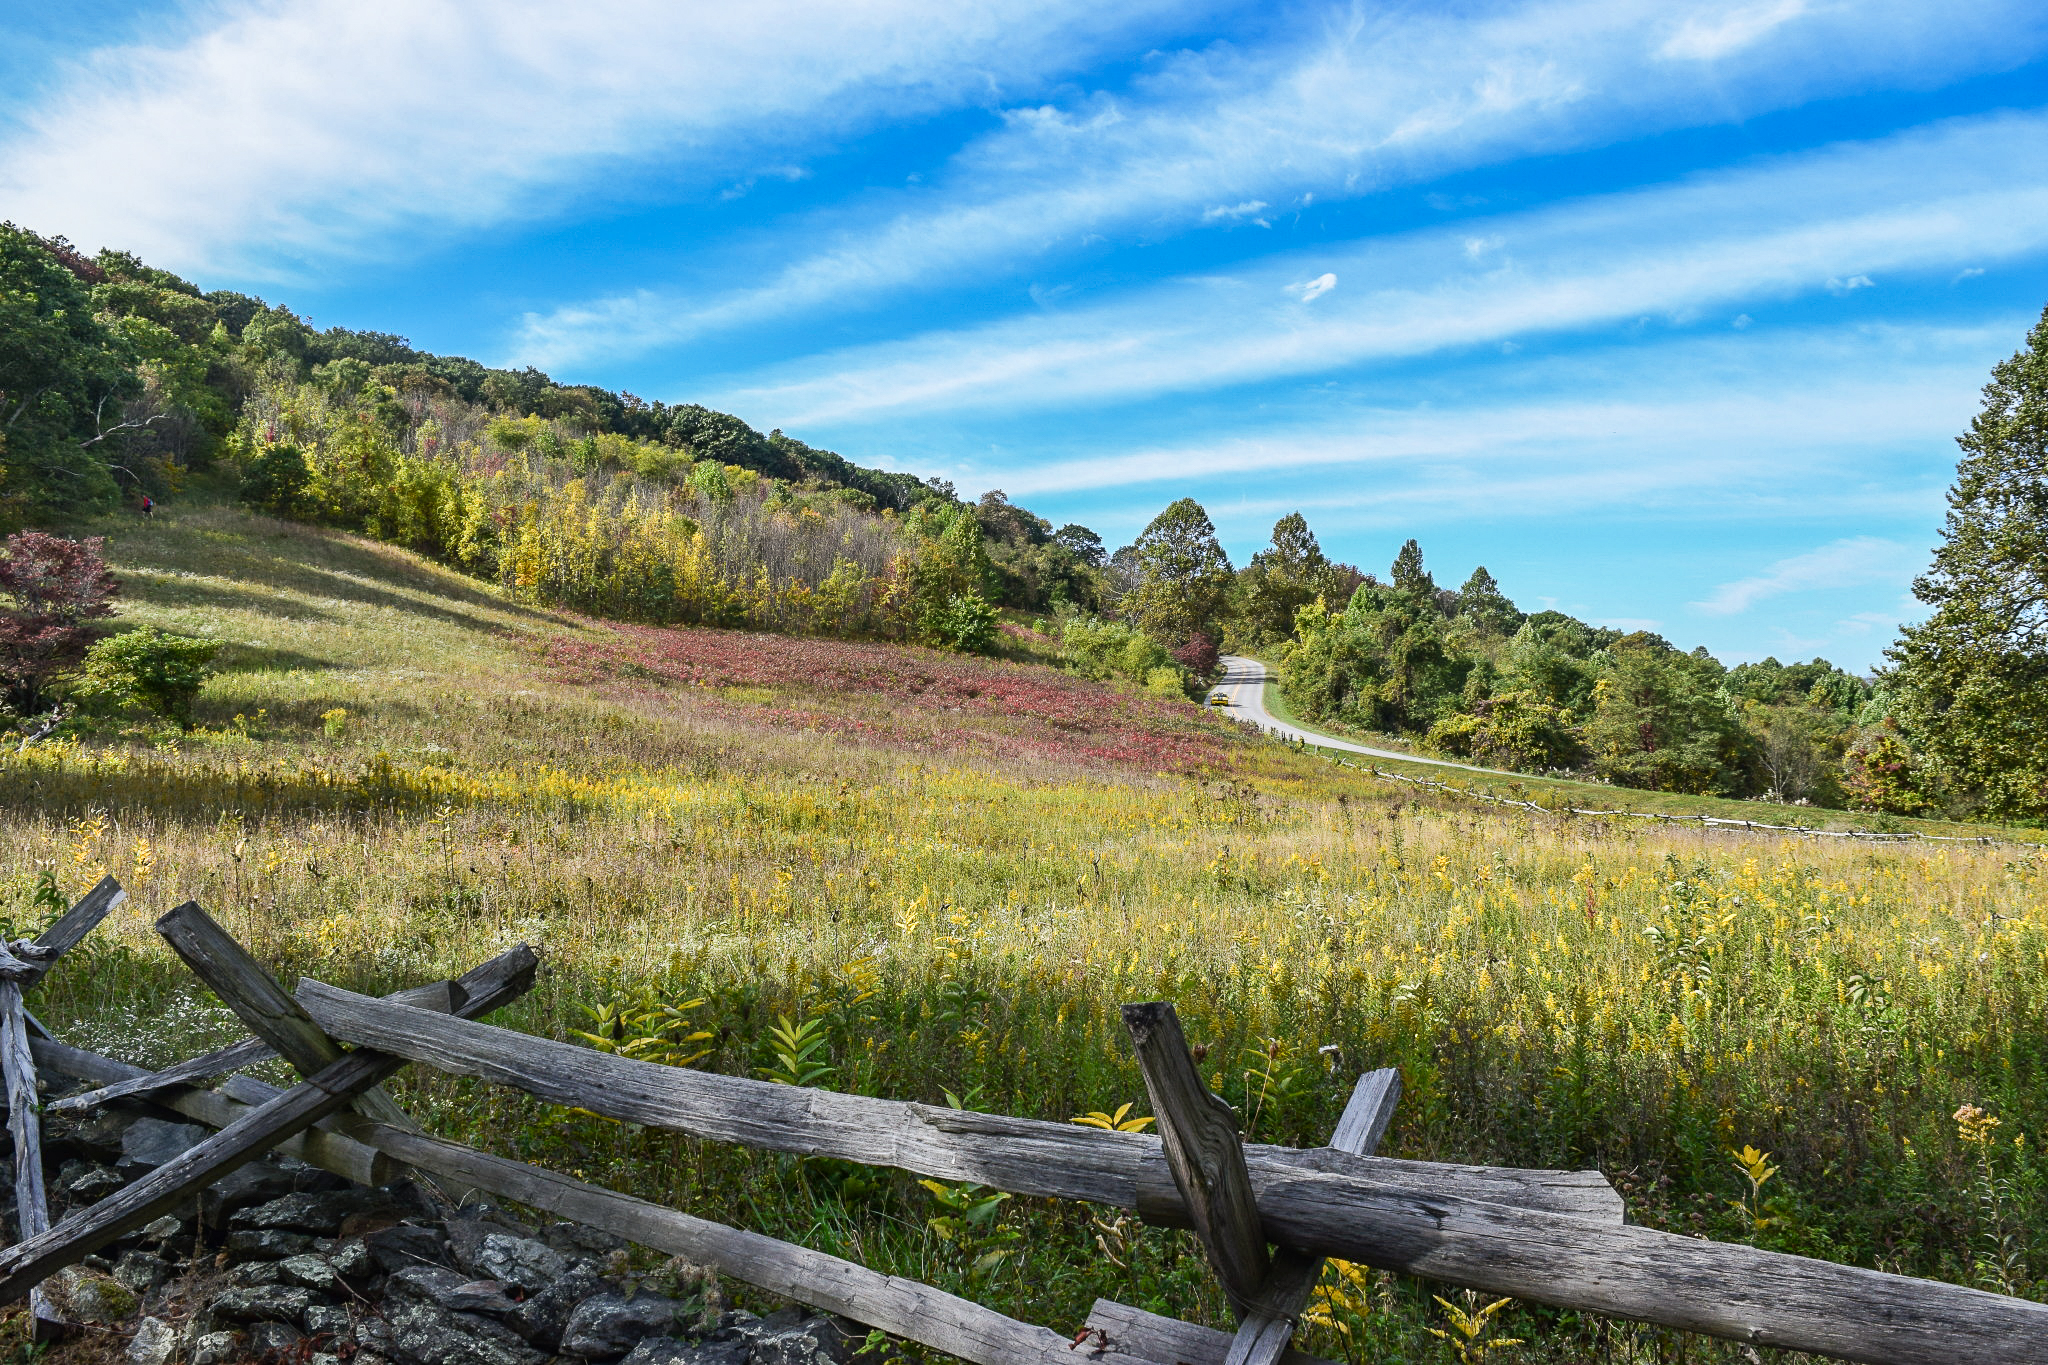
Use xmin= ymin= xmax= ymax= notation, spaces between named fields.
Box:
xmin=5 ymin=1 xmax=2046 ymax=670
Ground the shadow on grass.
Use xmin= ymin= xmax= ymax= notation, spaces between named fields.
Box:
xmin=119 ymin=572 xmax=345 ymax=625
xmin=91 ymin=498 xmax=571 ymax=637
xmin=0 ymin=747 xmax=482 ymax=822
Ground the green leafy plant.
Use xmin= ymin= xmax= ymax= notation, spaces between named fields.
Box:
xmin=935 ymin=592 xmax=999 ymax=654
xmin=75 ymin=627 xmax=220 ymax=728
xmin=1427 ymin=1290 xmax=1524 ymax=1363
xmin=1956 ymin=1104 xmax=2029 ymax=1294
xmin=1239 ymin=1036 xmax=1309 ymax=1141
xmin=760 ymin=1014 xmax=837 ymax=1087
xmin=1071 ymin=1102 xmax=1155 ymax=1133
xmin=1726 ymin=1144 xmax=1783 ymax=1237
xmin=1301 ymin=1259 xmax=1376 ymax=1365
xmin=919 ymin=1179 xmax=1018 ymax=1277
xmin=574 ymin=988 xmax=714 ymax=1068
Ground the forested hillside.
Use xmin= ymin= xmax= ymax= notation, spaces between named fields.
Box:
xmin=3 ymin=223 xmax=2043 ymax=823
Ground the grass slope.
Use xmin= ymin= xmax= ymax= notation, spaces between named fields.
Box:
xmin=2 ymin=500 xmax=2044 ymax=1360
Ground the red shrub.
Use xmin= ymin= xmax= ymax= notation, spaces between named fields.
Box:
xmin=0 ymin=532 xmax=118 ymax=712
xmin=546 ymin=623 xmax=1243 ymax=774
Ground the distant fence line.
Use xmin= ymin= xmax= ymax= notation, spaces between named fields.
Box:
xmin=1306 ymin=751 xmax=2044 ymax=851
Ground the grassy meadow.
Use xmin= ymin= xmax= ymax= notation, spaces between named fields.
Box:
xmin=4 ymin=496 xmax=2045 ymax=1363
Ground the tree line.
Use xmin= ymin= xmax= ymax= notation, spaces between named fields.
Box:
xmin=2 ymin=223 xmax=2042 ymax=821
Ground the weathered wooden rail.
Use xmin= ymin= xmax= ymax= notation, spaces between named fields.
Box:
xmin=0 ymin=877 xmax=2042 ymax=1365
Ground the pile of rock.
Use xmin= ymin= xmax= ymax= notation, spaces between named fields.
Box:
xmin=33 ymin=1107 xmax=856 ymax=1365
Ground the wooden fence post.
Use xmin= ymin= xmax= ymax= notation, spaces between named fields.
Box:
xmin=0 ymin=875 xmax=125 ymax=1339
xmin=0 ymin=944 xmax=536 ymax=1303
xmin=1224 ymin=1069 xmax=1401 ymax=1365
xmin=155 ymin=902 xmax=421 ymax=1133
xmin=1121 ymin=1002 xmax=1271 ymax=1317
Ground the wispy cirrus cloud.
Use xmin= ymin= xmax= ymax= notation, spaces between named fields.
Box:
xmin=515 ymin=0 xmax=2047 ymax=368
xmin=967 ymin=327 xmax=1984 ymax=509
xmin=1694 ymin=537 xmax=1925 ymax=615
xmin=0 ymin=0 xmax=1180 ymax=275
xmin=1658 ymin=0 xmax=1807 ymax=61
xmin=708 ymin=110 xmax=2048 ymax=426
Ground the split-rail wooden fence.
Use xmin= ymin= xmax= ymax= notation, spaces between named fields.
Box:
xmin=0 ymin=876 xmax=2042 ymax=1364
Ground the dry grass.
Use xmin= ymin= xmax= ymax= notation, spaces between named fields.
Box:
xmin=4 ymin=498 xmax=2044 ymax=1362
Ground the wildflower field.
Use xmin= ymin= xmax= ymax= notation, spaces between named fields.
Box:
xmin=3 ymin=501 xmax=2045 ymax=1362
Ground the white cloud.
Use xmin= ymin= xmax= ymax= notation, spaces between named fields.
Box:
xmin=708 ymin=111 xmax=2048 ymax=425
xmin=1297 ymin=273 xmax=1338 ymax=302
xmin=1659 ymin=1 xmax=1808 ymax=62
xmin=1202 ymin=200 xmax=1269 ymax=223
xmin=1694 ymin=537 xmax=1924 ymax=615
xmin=515 ymin=0 xmax=2047 ymax=367
xmin=1826 ymin=273 xmax=1876 ymax=294
xmin=915 ymin=320 xmax=1992 ymax=520
xmin=0 ymin=0 xmax=1175 ymax=273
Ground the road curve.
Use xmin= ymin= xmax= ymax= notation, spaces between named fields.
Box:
xmin=1213 ymin=656 xmax=1508 ymax=775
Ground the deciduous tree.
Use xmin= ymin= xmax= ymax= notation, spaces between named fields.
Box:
xmin=0 ymin=531 xmax=117 ymax=712
xmin=1888 ymin=304 xmax=2048 ymax=821
xmin=1127 ymin=498 xmax=1233 ymax=649
xmin=0 ymin=225 xmax=135 ymax=526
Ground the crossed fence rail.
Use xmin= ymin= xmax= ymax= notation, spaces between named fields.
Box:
xmin=0 ymin=876 xmax=2041 ymax=1364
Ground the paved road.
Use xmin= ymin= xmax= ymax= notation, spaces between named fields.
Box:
xmin=1213 ymin=655 xmax=1507 ymax=774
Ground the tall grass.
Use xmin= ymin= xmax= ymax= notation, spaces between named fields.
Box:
xmin=4 ymin=500 xmax=2043 ymax=1362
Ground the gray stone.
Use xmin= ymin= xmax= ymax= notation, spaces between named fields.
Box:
xmin=509 ymin=1258 xmax=608 ymax=1349
xmin=330 ymin=1239 xmax=378 ymax=1282
xmin=560 ymin=1292 xmax=685 ymax=1360
xmin=139 ymin=1215 xmax=185 ymax=1243
xmin=625 ymin=1337 xmax=751 ymax=1365
xmin=366 ymin=1223 xmax=453 ymax=1273
xmin=207 ymin=1284 xmax=315 ymax=1325
xmin=200 ymin=1160 xmax=301 ymax=1228
xmin=119 ymin=1119 xmax=208 ymax=1169
xmin=227 ymin=1228 xmax=319 ymax=1259
xmin=445 ymin=1212 xmax=532 ymax=1273
xmin=539 ymin=1221 xmax=626 ymax=1262
xmin=747 ymin=1314 xmax=854 ymax=1365
xmin=229 ymin=1261 xmax=283 ymax=1287
xmin=59 ymin=1160 xmax=125 ymax=1202
xmin=65 ymin=1106 xmax=133 ymax=1158
xmin=45 ymin=1265 xmax=140 ymax=1323
xmin=379 ymin=1299 xmax=546 ymax=1365
xmin=233 ymin=1189 xmax=378 ymax=1236
xmin=188 ymin=1330 xmax=238 ymax=1365
xmin=445 ymin=1280 xmax=522 ymax=1316
xmin=112 ymin=1250 xmax=168 ymax=1295
xmin=327 ymin=1244 xmax=376 ymax=1285
xmin=127 ymin=1314 xmax=178 ymax=1365
xmin=277 ymin=1253 xmax=343 ymax=1295
xmin=469 ymin=1233 xmax=566 ymax=1294
xmin=387 ymin=1265 xmax=529 ymax=1318
xmin=304 ymin=1302 xmax=355 ymax=1341
xmin=247 ymin=1321 xmax=305 ymax=1356
xmin=386 ymin=1264 xmax=473 ymax=1308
